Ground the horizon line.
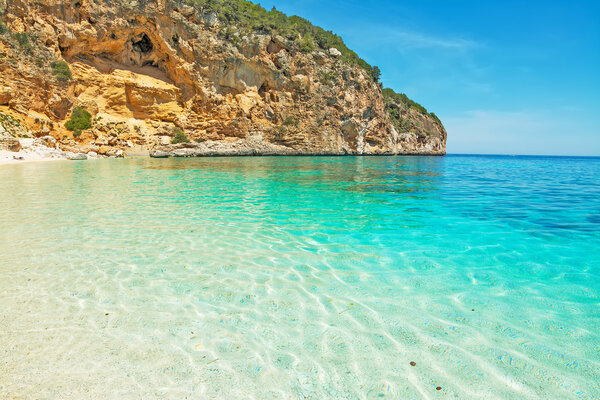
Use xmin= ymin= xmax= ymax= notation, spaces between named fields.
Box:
xmin=446 ymin=153 xmax=600 ymax=158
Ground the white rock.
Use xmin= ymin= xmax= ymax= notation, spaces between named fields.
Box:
xmin=203 ymin=12 xmax=218 ymax=27
xmin=328 ymin=48 xmax=342 ymax=57
xmin=67 ymin=153 xmax=88 ymax=161
xmin=34 ymin=136 xmax=58 ymax=149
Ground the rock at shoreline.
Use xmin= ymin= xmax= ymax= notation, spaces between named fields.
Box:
xmin=67 ymin=153 xmax=88 ymax=161
xmin=0 ymin=136 xmax=21 ymax=152
xmin=150 ymin=151 xmax=171 ymax=159
xmin=34 ymin=136 xmax=58 ymax=149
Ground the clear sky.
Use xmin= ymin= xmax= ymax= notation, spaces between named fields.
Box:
xmin=253 ymin=0 xmax=600 ymax=156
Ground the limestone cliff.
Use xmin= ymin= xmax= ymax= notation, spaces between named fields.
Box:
xmin=0 ymin=0 xmax=446 ymax=157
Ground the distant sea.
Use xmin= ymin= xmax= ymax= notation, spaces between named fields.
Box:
xmin=1 ymin=155 xmax=598 ymax=399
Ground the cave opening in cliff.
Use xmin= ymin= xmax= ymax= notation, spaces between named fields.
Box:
xmin=132 ymin=34 xmax=153 ymax=53
xmin=258 ymin=82 xmax=269 ymax=96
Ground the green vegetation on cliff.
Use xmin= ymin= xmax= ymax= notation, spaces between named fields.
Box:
xmin=383 ymin=88 xmax=444 ymax=131
xmin=0 ymin=112 xmax=23 ymax=135
xmin=0 ymin=17 xmax=8 ymax=35
xmin=383 ymin=88 xmax=428 ymax=114
xmin=429 ymin=112 xmax=442 ymax=126
xmin=182 ymin=0 xmax=381 ymax=82
xmin=171 ymin=128 xmax=191 ymax=144
xmin=386 ymin=106 xmax=412 ymax=133
xmin=51 ymin=60 xmax=72 ymax=82
xmin=65 ymin=107 xmax=92 ymax=137
xmin=180 ymin=1 xmax=440 ymax=123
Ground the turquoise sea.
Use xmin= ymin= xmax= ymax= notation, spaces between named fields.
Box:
xmin=0 ymin=155 xmax=599 ymax=399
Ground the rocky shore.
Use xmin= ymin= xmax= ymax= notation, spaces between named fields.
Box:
xmin=149 ymin=136 xmax=446 ymax=158
xmin=1 ymin=131 xmax=444 ymax=165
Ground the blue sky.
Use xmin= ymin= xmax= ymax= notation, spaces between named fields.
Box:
xmin=254 ymin=0 xmax=600 ymax=155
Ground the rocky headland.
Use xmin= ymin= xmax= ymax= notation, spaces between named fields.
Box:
xmin=0 ymin=0 xmax=446 ymax=161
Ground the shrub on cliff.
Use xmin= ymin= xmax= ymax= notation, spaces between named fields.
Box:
xmin=51 ymin=60 xmax=72 ymax=82
xmin=11 ymin=32 xmax=34 ymax=54
xmin=383 ymin=88 xmax=428 ymax=114
xmin=429 ymin=112 xmax=442 ymax=126
xmin=384 ymin=88 xmax=444 ymax=131
xmin=0 ymin=18 xmax=8 ymax=35
xmin=171 ymin=128 xmax=190 ymax=144
xmin=65 ymin=107 xmax=92 ymax=137
xmin=299 ymin=35 xmax=315 ymax=53
xmin=282 ymin=116 xmax=298 ymax=126
xmin=369 ymin=66 xmax=381 ymax=83
xmin=386 ymin=105 xmax=412 ymax=133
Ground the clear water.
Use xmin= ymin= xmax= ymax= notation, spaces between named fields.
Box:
xmin=0 ymin=155 xmax=599 ymax=399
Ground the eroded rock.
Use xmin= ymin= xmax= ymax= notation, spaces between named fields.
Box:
xmin=0 ymin=0 xmax=446 ymax=156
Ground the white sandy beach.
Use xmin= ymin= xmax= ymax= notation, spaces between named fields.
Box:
xmin=0 ymin=149 xmax=67 ymax=165
xmin=0 ymin=138 xmax=94 ymax=166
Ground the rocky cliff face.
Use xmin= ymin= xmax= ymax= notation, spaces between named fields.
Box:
xmin=0 ymin=0 xmax=446 ymax=157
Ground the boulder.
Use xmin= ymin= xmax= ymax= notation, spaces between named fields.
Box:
xmin=0 ymin=136 xmax=21 ymax=151
xmin=275 ymin=50 xmax=291 ymax=70
xmin=328 ymin=48 xmax=342 ymax=57
xmin=0 ymin=86 xmax=14 ymax=105
xmin=98 ymin=145 xmax=110 ymax=155
xmin=67 ymin=153 xmax=88 ymax=160
xmin=34 ymin=135 xmax=58 ymax=149
xmin=203 ymin=12 xmax=218 ymax=27
xmin=179 ymin=5 xmax=195 ymax=17
xmin=150 ymin=151 xmax=171 ymax=158
xmin=172 ymin=148 xmax=196 ymax=157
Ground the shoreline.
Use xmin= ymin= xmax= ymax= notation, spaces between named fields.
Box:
xmin=148 ymin=141 xmax=446 ymax=158
xmin=0 ymin=154 xmax=69 ymax=166
xmin=0 ymin=152 xmax=68 ymax=166
xmin=0 ymin=138 xmax=72 ymax=166
xmin=1 ymin=137 xmax=444 ymax=166
xmin=0 ymin=139 xmax=445 ymax=167
xmin=150 ymin=152 xmax=448 ymax=158
xmin=0 ymin=152 xmax=447 ymax=166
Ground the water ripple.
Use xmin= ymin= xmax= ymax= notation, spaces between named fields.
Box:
xmin=0 ymin=155 xmax=598 ymax=399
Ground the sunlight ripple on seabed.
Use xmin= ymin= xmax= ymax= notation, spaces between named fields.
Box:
xmin=0 ymin=155 xmax=598 ymax=399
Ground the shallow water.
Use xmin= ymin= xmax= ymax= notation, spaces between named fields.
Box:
xmin=0 ymin=155 xmax=599 ymax=399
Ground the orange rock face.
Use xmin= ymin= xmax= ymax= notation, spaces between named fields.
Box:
xmin=0 ymin=0 xmax=446 ymax=156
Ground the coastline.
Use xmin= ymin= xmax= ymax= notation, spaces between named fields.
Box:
xmin=147 ymin=140 xmax=446 ymax=158
xmin=0 ymin=137 xmax=445 ymax=167
xmin=0 ymin=150 xmax=446 ymax=166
